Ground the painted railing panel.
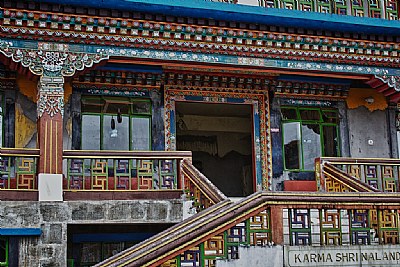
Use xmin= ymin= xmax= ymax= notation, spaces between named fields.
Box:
xmin=95 ymin=193 xmax=400 ymax=267
xmin=63 ymin=150 xmax=191 ymax=191
xmin=316 ymin=157 xmax=393 ymax=192
xmin=0 ymin=148 xmax=39 ymax=190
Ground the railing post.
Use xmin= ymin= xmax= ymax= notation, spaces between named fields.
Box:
xmin=315 ymin=157 xmax=324 ymax=191
xmin=270 ymin=205 xmax=284 ymax=245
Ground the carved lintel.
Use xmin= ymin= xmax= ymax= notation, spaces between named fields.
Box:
xmin=375 ymin=74 xmax=400 ymax=92
xmin=37 ymin=76 xmax=64 ymax=118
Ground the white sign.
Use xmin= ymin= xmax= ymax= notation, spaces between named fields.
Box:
xmin=285 ymin=245 xmax=400 ymax=267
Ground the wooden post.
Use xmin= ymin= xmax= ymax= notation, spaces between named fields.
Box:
xmin=37 ymin=76 xmax=64 ymax=174
xmin=270 ymin=205 xmax=284 ymax=245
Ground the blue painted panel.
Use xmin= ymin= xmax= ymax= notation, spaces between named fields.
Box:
xmin=32 ymin=0 xmax=400 ymax=35
xmin=0 ymin=228 xmax=41 ymax=236
xmin=72 ymin=232 xmax=154 ymax=242
xmin=98 ymin=64 xmax=163 ymax=73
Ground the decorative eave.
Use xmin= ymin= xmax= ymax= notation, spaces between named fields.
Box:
xmin=366 ymin=75 xmax=400 ymax=103
xmin=20 ymin=0 xmax=400 ymax=35
xmin=2 ymin=7 xmax=400 ymax=69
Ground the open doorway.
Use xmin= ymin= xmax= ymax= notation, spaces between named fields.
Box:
xmin=176 ymin=102 xmax=254 ymax=197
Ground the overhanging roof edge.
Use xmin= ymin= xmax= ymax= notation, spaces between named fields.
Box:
xmin=32 ymin=0 xmax=400 ymax=35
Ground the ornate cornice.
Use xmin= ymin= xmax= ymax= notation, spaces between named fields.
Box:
xmin=375 ymin=74 xmax=400 ymax=92
xmin=0 ymin=41 xmax=109 ymax=77
xmin=1 ymin=7 xmax=400 ymax=68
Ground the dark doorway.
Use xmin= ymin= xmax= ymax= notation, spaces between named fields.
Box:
xmin=176 ymin=102 xmax=254 ymax=197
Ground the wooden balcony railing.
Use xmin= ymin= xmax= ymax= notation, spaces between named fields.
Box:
xmin=316 ymin=157 xmax=398 ymax=192
xmin=0 ymin=148 xmax=39 ymax=190
xmin=62 ymin=150 xmax=192 ymax=191
xmin=96 ymin=192 xmax=400 ymax=267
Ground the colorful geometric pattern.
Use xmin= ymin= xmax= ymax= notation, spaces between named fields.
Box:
xmin=289 ymin=209 xmax=311 ymax=245
xmin=0 ymin=156 xmax=37 ymax=190
xmin=349 ymin=210 xmax=371 ymax=245
xmin=320 ymin=209 xmax=342 ymax=245
xmin=65 ymin=157 xmax=179 ymax=191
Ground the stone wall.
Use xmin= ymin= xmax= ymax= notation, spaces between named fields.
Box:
xmin=0 ymin=199 xmax=183 ymax=266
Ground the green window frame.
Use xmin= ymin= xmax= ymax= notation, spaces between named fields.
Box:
xmin=0 ymin=92 xmax=3 ymax=147
xmin=281 ymin=106 xmax=340 ymax=171
xmin=81 ymin=96 xmax=152 ymax=151
xmin=0 ymin=237 xmax=8 ymax=267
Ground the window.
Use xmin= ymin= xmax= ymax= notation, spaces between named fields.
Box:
xmin=281 ymin=107 xmax=339 ymax=171
xmin=81 ymin=96 xmax=151 ymax=151
xmin=0 ymin=238 xmax=8 ymax=267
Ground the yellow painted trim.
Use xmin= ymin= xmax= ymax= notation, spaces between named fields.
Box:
xmin=44 ymin=121 xmax=48 ymax=172
xmin=56 ymin=121 xmax=58 ymax=174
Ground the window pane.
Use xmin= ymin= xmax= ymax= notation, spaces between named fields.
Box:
xmin=0 ymin=238 xmax=7 ymax=263
xmin=132 ymin=101 xmax=151 ymax=114
xmin=104 ymin=102 xmax=129 ymax=114
xmin=131 ymin=117 xmax=150 ymax=150
xmin=82 ymin=97 xmax=103 ymax=113
xmin=322 ymin=110 xmax=339 ymax=123
xmin=281 ymin=108 xmax=297 ymax=120
xmin=299 ymin=109 xmax=321 ymax=121
xmin=323 ymin=125 xmax=339 ymax=157
xmin=82 ymin=115 xmax=100 ymax=150
xmin=103 ymin=115 xmax=129 ymax=150
xmin=302 ymin=124 xmax=321 ymax=170
xmin=283 ymin=122 xmax=301 ymax=169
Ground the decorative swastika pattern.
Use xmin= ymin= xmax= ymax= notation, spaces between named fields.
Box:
xmin=379 ymin=210 xmax=399 ymax=245
xmin=320 ymin=209 xmax=342 ymax=245
xmin=351 ymin=0 xmax=365 ymax=17
xmin=67 ymin=159 xmax=85 ymax=189
xmin=137 ymin=160 xmax=154 ymax=190
xmin=325 ymin=177 xmax=351 ymax=192
xmin=0 ymin=157 xmax=11 ymax=189
xmin=16 ymin=158 xmax=37 ymax=190
xmin=248 ymin=209 xmax=271 ymax=246
xmin=349 ymin=210 xmax=371 ymax=245
xmin=91 ymin=159 xmax=108 ymax=190
xmin=227 ymin=222 xmax=247 ymax=260
xmin=347 ymin=165 xmax=361 ymax=179
xmin=333 ymin=0 xmax=348 ymax=15
xmin=203 ymin=234 xmax=225 ymax=267
xmin=381 ymin=166 xmax=396 ymax=192
xmin=368 ymin=0 xmax=382 ymax=18
xmin=385 ymin=0 xmax=398 ymax=20
xmin=316 ymin=0 xmax=331 ymax=13
xmin=180 ymin=246 xmax=201 ymax=267
xmin=158 ymin=160 xmax=176 ymax=189
xmin=289 ymin=209 xmax=311 ymax=245
xmin=298 ymin=0 xmax=314 ymax=12
xmin=114 ymin=159 xmax=131 ymax=190
xmin=365 ymin=165 xmax=379 ymax=189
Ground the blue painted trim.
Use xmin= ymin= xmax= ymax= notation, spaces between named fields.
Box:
xmin=0 ymin=228 xmax=41 ymax=236
xmin=5 ymin=39 xmax=400 ymax=76
xmin=33 ymin=0 xmax=400 ymax=35
xmin=72 ymin=233 xmax=154 ymax=242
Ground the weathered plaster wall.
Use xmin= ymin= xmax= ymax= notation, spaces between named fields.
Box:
xmin=0 ymin=200 xmax=183 ymax=267
xmin=348 ymin=106 xmax=391 ymax=158
xmin=216 ymin=245 xmax=283 ymax=267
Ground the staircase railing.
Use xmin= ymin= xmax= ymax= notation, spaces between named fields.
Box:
xmin=95 ymin=192 xmax=400 ymax=267
xmin=316 ymin=157 xmax=394 ymax=192
xmin=181 ymin=159 xmax=228 ymax=212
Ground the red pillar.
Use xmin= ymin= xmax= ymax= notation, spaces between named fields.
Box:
xmin=270 ymin=205 xmax=284 ymax=245
xmin=37 ymin=76 xmax=64 ymax=174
